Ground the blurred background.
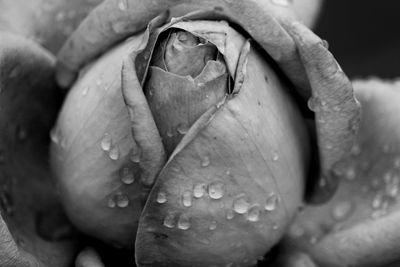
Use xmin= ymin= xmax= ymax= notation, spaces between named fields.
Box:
xmin=315 ymin=0 xmax=400 ymax=79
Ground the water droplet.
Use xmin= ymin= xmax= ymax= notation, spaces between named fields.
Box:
xmin=107 ymin=198 xmax=116 ymax=208
xmin=394 ymin=157 xmax=400 ymax=168
xmin=0 ymin=192 xmax=13 ymax=215
xmin=344 ymin=166 xmax=356 ymax=181
xmin=101 ymin=133 xmax=112 ymax=151
xmin=182 ymin=191 xmax=192 ymax=207
xmin=16 ymin=125 xmax=27 ymax=141
xmin=118 ymin=0 xmax=128 ymax=10
xmin=50 ymin=128 xmax=60 ymax=144
xmin=96 ymin=79 xmax=102 ymax=87
xmin=271 ymin=0 xmax=290 ymax=7
xmin=82 ymin=86 xmax=90 ymax=96
xmin=247 ymin=206 xmax=260 ymax=222
xmin=307 ymin=97 xmax=319 ymax=112
xmin=265 ymin=193 xmax=279 ymax=211
xmin=332 ymin=201 xmax=353 ymax=221
xmin=233 ymin=197 xmax=250 ymax=214
xmin=55 ymin=11 xmax=65 ymax=21
xmin=209 ymin=220 xmax=217 ymax=230
xmin=201 ymin=156 xmax=210 ymax=167
xmin=226 ymin=210 xmax=235 ymax=220
xmin=163 ymin=214 xmax=175 ymax=228
xmin=177 ymin=214 xmax=191 ymax=230
xmin=156 ymin=192 xmax=167 ymax=204
xmin=310 ymin=236 xmax=318 ymax=245
xmin=176 ymin=124 xmax=189 ymax=135
xmin=383 ymin=144 xmax=390 ymax=153
xmin=351 ymin=144 xmax=361 ymax=156
xmin=120 ymin=168 xmax=135 ymax=184
xmin=109 ymin=146 xmax=120 ymax=160
xmin=272 ymin=152 xmax=279 ymax=161
xmin=372 ymin=193 xmax=383 ymax=209
xmin=193 ymin=183 xmax=206 ymax=198
xmin=166 ymin=130 xmax=174 ymax=137
xmin=130 ymin=148 xmax=141 ymax=163
xmin=116 ymin=194 xmax=129 ymax=208
xmin=386 ymin=180 xmax=399 ymax=198
xmin=208 ymin=182 xmax=225 ymax=200
xmin=272 ymin=223 xmax=279 ymax=230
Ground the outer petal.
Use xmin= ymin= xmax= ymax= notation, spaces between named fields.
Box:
xmin=55 ymin=0 xmax=324 ymax=95
xmin=283 ymin=79 xmax=400 ymax=267
xmin=0 ymin=33 xmax=77 ymax=266
xmin=51 ymin=18 xmax=166 ymax=247
xmin=0 ymin=0 xmax=102 ymax=53
xmin=135 ymin=39 xmax=309 ymax=266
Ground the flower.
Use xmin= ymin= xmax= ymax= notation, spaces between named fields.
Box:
xmin=51 ymin=9 xmax=311 ymax=266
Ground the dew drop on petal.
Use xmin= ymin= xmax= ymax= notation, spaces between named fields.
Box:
xmin=209 ymin=220 xmax=217 ymax=230
xmin=193 ymin=183 xmax=206 ymax=198
xmin=118 ymin=0 xmax=127 ymax=10
xmin=182 ymin=191 xmax=192 ymax=207
xmin=177 ymin=214 xmax=191 ymax=230
xmin=163 ymin=214 xmax=175 ymax=228
xmin=208 ymin=182 xmax=225 ymax=200
xmin=226 ymin=210 xmax=234 ymax=220
xmin=130 ymin=149 xmax=141 ymax=163
xmin=345 ymin=166 xmax=356 ymax=181
xmin=156 ymin=192 xmax=167 ymax=204
xmin=247 ymin=206 xmax=260 ymax=222
xmin=116 ymin=194 xmax=129 ymax=208
xmin=233 ymin=197 xmax=250 ymax=214
xmin=372 ymin=193 xmax=383 ymax=209
xmin=177 ymin=124 xmax=189 ymax=135
xmin=272 ymin=152 xmax=279 ymax=161
xmin=101 ymin=133 xmax=112 ymax=151
xmin=50 ymin=128 xmax=60 ymax=144
xmin=351 ymin=144 xmax=361 ymax=156
xmin=16 ymin=125 xmax=27 ymax=141
xmin=120 ymin=168 xmax=135 ymax=184
xmin=271 ymin=0 xmax=290 ymax=7
xmin=265 ymin=193 xmax=279 ymax=211
xmin=109 ymin=146 xmax=120 ymax=160
xmin=394 ymin=157 xmax=400 ymax=168
xmin=107 ymin=197 xmax=116 ymax=208
xmin=307 ymin=97 xmax=319 ymax=112
xmin=332 ymin=201 xmax=353 ymax=221
xmin=82 ymin=86 xmax=90 ymax=96
xmin=272 ymin=223 xmax=279 ymax=230
xmin=201 ymin=156 xmax=210 ymax=167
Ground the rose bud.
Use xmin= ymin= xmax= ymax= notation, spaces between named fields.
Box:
xmin=51 ymin=10 xmax=310 ymax=265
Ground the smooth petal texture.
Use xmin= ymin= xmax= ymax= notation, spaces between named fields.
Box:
xmin=0 ymin=0 xmax=102 ymax=53
xmin=135 ymin=41 xmax=309 ymax=266
xmin=55 ymin=0 xmax=323 ymax=94
xmin=0 ymin=33 xmax=77 ymax=266
xmin=283 ymin=79 xmax=400 ymax=267
xmin=51 ymin=31 xmax=166 ymax=247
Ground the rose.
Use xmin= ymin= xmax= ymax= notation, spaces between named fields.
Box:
xmin=0 ymin=1 xmax=327 ymax=266
xmin=49 ymin=1 xmax=361 ymax=267
xmin=5 ymin=0 xmax=395 ymax=267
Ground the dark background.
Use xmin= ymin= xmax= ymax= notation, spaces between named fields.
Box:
xmin=315 ymin=0 xmax=400 ymax=79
